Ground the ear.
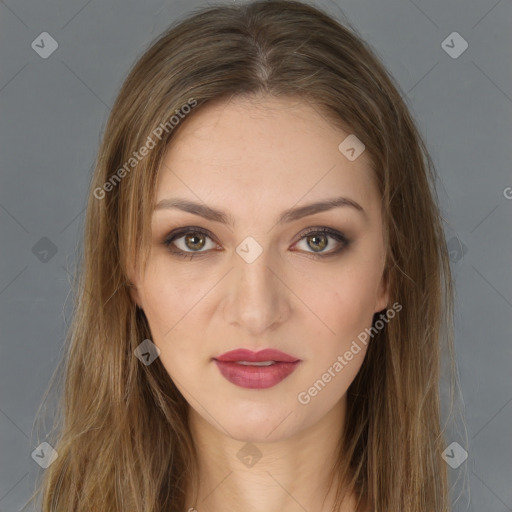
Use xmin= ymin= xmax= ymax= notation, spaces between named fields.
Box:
xmin=129 ymin=283 xmax=142 ymax=308
xmin=126 ymin=262 xmax=143 ymax=309
xmin=374 ymin=267 xmax=390 ymax=314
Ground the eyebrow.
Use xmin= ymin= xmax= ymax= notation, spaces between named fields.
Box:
xmin=153 ymin=196 xmax=366 ymax=226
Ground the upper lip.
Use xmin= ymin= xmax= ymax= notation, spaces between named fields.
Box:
xmin=214 ymin=348 xmax=300 ymax=363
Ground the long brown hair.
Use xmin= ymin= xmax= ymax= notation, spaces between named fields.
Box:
xmin=27 ymin=1 xmax=459 ymax=510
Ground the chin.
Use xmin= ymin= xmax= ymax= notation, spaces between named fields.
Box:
xmin=217 ymin=403 xmax=301 ymax=442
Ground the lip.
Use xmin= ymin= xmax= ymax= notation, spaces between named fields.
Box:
xmin=213 ymin=349 xmax=301 ymax=389
xmin=215 ymin=348 xmax=299 ymax=363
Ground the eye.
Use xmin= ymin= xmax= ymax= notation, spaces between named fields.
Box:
xmin=163 ymin=227 xmax=218 ymax=259
xmin=163 ymin=226 xmax=350 ymax=260
xmin=292 ymin=227 xmax=350 ymax=258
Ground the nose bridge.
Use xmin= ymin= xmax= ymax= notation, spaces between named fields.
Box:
xmin=226 ymin=239 xmax=288 ymax=333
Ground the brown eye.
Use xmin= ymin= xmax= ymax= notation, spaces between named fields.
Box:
xmin=183 ymin=232 xmax=207 ymax=251
xmin=293 ymin=227 xmax=350 ymax=257
xmin=163 ymin=226 xmax=350 ymax=260
xmin=306 ymin=233 xmax=328 ymax=252
xmin=163 ymin=227 xmax=217 ymax=258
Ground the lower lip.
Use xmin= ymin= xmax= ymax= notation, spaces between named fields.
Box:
xmin=214 ymin=360 xmax=300 ymax=389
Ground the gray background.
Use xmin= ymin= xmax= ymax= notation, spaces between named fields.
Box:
xmin=0 ymin=0 xmax=511 ymax=510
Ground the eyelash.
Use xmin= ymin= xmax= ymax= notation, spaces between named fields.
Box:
xmin=162 ymin=226 xmax=350 ymax=260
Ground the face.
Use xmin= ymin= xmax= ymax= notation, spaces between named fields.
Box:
xmin=129 ymin=95 xmax=389 ymax=442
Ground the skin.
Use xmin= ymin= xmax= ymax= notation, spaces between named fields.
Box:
xmin=129 ymin=95 xmax=388 ymax=512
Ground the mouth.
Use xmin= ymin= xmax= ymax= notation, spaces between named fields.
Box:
xmin=213 ymin=348 xmax=301 ymax=389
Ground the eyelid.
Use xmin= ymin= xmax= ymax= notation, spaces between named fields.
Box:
xmin=295 ymin=226 xmax=349 ymax=244
xmin=291 ymin=226 xmax=350 ymax=257
xmin=163 ymin=226 xmax=219 ymax=257
xmin=162 ymin=225 xmax=350 ymax=258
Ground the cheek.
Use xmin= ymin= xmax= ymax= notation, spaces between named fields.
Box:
xmin=331 ymin=281 xmax=376 ymax=331
xmin=297 ymin=280 xmax=373 ymax=405
xmin=136 ymin=267 xmax=209 ymax=356
xmin=290 ymin=271 xmax=380 ymax=386
xmin=139 ymin=254 xmax=209 ymax=322
xmin=299 ymin=264 xmax=380 ymax=338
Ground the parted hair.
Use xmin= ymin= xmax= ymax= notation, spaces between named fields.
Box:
xmin=28 ymin=1 xmax=457 ymax=511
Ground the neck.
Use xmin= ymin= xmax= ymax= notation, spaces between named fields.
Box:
xmin=183 ymin=396 xmax=362 ymax=512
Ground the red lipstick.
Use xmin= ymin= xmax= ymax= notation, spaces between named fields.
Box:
xmin=213 ymin=348 xmax=301 ymax=389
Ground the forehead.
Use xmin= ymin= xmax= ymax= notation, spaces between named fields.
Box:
xmin=155 ymin=95 xmax=380 ymax=219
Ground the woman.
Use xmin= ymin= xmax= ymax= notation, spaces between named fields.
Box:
xmin=30 ymin=1 xmax=457 ymax=510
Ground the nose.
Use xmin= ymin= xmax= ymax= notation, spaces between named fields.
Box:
xmin=222 ymin=243 xmax=291 ymax=336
